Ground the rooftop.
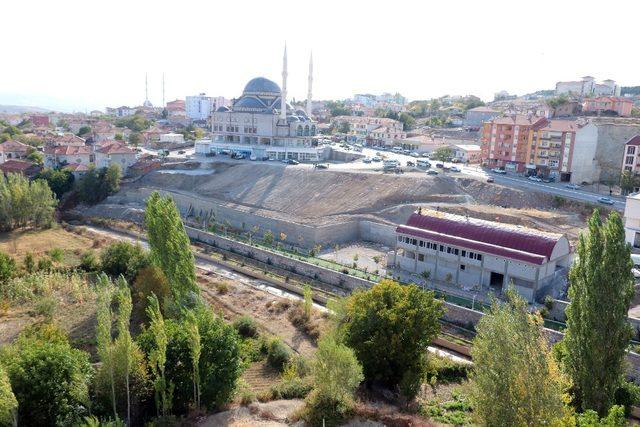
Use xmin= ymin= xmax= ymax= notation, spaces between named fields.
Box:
xmin=396 ymin=209 xmax=566 ymax=265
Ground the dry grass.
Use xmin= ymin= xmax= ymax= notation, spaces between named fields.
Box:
xmin=0 ymin=227 xmax=97 ymax=264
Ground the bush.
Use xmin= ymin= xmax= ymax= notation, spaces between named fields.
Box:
xmin=79 ymin=250 xmax=101 ymax=272
xmin=100 ymin=241 xmax=149 ymax=282
xmin=137 ymin=307 xmax=243 ymax=414
xmin=132 ymin=265 xmax=171 ymax=314
xmin=427 ymin=355 xmax=471 ymax=383
xmin=288 ymin=302 xmax=320 ymax=341
xmin=34 ymin=295 xmax=57 ymax=320
xmin=0 ymin=366 xmax=17 ymax=427
xmin=36 ymin=257 xmax=53 ymax=272
xmin=23 ymin=252 xmax=35 ymax=274
xmin=544 ymin=295 xmax=555 ymax=311
xmin=0 ymin=252 xmax=16 ymax=283
xmin=78 ymin=164 xmax=121 ymax=205
xmin=233 ymin=315 xmax=259 ymax=338
xmin=48 ymin=247 xmax=64 ymax=263
xmin=266 ymin=337 xmax=291 ymax=371
xmin=215 ymin=281 xmax=230 ymax=294
xmin=2 ymin=324 xmax=93 ymax=426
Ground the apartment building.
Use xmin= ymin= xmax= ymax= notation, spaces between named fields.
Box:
xmin=331 ymin=116 xmax=405 ymax=145
xmin=480 ymin=115 xmax=545 ymax=172
xmin=525 ymin=119 xmax=579 ymax=181
xmin=583 ymin=97 xmax=633 ymax=117
xmin=622 ymin=135 xmax=640 ymax=175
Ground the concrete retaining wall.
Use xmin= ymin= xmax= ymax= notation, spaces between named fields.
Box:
xmin=548 ymin=299 xmax=640 ymax=340
xmin=359 ymin=220 xmax=397 ymax=246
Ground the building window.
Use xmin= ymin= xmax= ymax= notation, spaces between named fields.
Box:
xmin=461 ymin=250 xmax=466 ymax=257
xmin=629 ymin=146 xmax=636 ymax=155
xmin=626 ymin=156 xmax=634 ymax=165
xmin=454 ymin=248 xmax=459 ymax=255
xmin=439 ymin=245 xmax=444 ymax=252
xmin=417 ymin=254 xmax=424 ymax=262
xmin=460 ymin=264 xmax=466 ymax=271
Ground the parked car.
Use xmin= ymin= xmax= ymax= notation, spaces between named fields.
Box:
xmin=565 ymin=184 xmax=581 ymax=190
xmin=371 ymin=156 xmax=382 ymax=162
xmin=491 ymin=168 xmax=506 ymax=174
xmin=314 ymin=163 xmax=329 ymax=169
xmin=451 ymin=158 xmax=461 ymax=163
xmin=178 ymin=150 xmax=186 ymax=154
xmin=406 ymin=161 xmax=415 ymax=167
xmin=598 ymin=197 xmax=615 ymax=205
xmin=487 ymin=177 xmax=495 ymax=183
xmin=362 ymin=157 xmax=372 ymax=163
xmin=542 ymin=177 xmax=555 ymax=183
xmin=435 ymin=162 xmax=444 ymax=168
xmin=427 ymin=169 xmax=439 ymax=175
xmin=528 ymin=176 xmax=542 ymax=182
xmin=249 ymin=155 xmax=257 ymax=161
xmin=421 ymin=153 xmax=430 ymax=157
xmin=410 ymin=152 xmax=420 ymax=158
xmin=283 ymin=159 xmax=299 ymax=165
xmin=450 ymin=166 xmax=461 ymax=172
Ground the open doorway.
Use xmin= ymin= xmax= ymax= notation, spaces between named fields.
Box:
xmin=489 ymin=272 xmax=504 ymax=291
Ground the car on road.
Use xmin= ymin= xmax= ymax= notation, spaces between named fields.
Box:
xmin=406 ymin=161 xmax=415 ymax=167
xmin=371 ymin=156 xmax=382 ymax=162
xmin=565 ymin=184 xmax=581 ymax=190
xmin=250 ymin=155 xmax=257 ymax=161
xmin=362 ymin=157 xmax=372 ymax=163
xmin=178 ymin=150 xmax=186 ymax=154
xmin=410 ymin=152 xmax=420 ymax=158
xmin=597 ymin=197 xmax=615 ymax=205
xmin=421 ymin=153 xmax=430 ymax=157
xmin=283 ymin=159 xmax=299 ymax=165
xmin=314 ymin=163 xmax=329 ymax=169
xmin=487 ymin=177 xmax=495 ymax=183
xmin=542 ymin=176 xmax=555 ymax=183
xmin=528 ymin=176 xmax=543 ymax=182
xmin=450 ymin=166 xmax=461 ymax=172
xmin=435 ymin=162 xmax=444 ymax=168
xmin=491 ymin=168 xmax=506 ymax=174
xmin=426 ymin=169 xmax=439 ymax=175
xmin=451 ymin=158 xmax=461 ymax=163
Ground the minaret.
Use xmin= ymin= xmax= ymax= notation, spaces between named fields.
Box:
xmin=306 ymin=52 xmax=313 ymax=117
xmin=280 ymin=43 xmax=288 ymax=121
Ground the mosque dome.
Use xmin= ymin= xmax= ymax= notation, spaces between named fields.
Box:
xmin=216 ymin=106 xmax=230 ymax=112
xmin=243 ymin=77 xmax=281 ymax=94
xmin=234 ymin=96 xmax=267 ymax=109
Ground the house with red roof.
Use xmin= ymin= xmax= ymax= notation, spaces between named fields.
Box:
xmin=583 ymin=96 xmax=633 ymax=117
xmin=394 ymin=209 xmax=571 ymax=302
xmin=94 ymin=142 xmax=137 ymax=173
xmin=0 ymin=140 xmax=30 ymax=164
xmin=43 ymin=145 xmax=93 ymax=168
xmin=0 ymin=159 xmax=42 ymax=179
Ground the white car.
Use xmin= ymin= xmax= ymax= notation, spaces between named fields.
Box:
xmin=491 ymin=168 xmax=506 ymax=174
xmin=565 ymin=184 xmax=581 ymax=190
xmin=528 ymin=176 xmax=542 ymax=182
xmin=450 ymin=166 xmax=461 ymax=172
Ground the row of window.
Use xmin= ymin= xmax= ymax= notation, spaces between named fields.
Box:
xmin=398 ymin=235 xmax=483 ymax=261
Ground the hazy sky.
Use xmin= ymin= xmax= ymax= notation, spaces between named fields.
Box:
xmin=1 ymin=0 xmax=638 ymax=112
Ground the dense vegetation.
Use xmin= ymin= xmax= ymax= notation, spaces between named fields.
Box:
xmin=0 ymin=173 xmax=57 ymax=231
xmin=78 ymin=164 xmax=122 ymax=205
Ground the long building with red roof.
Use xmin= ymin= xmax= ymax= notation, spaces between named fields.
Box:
xmin=394 ymin=209 xmax=571 ymax=302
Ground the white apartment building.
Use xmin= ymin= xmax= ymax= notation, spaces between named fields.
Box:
xmin=624 ymin=193 xmax=640 ymax=249
xmin=186 ymin=94 xmax=214 ymax=121
xmin=394 ymin=209 xmax=571 ymax=302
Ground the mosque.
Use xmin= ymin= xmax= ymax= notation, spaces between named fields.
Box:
xmin=195 ymin=47 xmax=327 ymax=162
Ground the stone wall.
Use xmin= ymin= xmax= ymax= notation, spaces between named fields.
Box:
xmin=595 ymin=121 xmax=640 ymax=182
xmin=359 ymin=220 xmax=397 ymax=247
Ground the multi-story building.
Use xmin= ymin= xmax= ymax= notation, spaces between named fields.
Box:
xmin=186 ymin=94 xmax=214 ymax=121
xmin=622 ymin=135 xmax=640 ymax=175
xmin=94 ymin=142 xmax=137 ymax=173
xmin=583 ymin=96 xmax=633 ymax=117
xmin=106 ymin=106 xmax=137 ymax=117
xmin=525 ymin=119 xmax=579 ymax=181
xmin=43 ymin=145 xmax=93 ymax=168
xmin=555 ymin=76 xmax=620 ymax=97
xmin=331 ymin=115 xmax=404 ymax=145
xmin=0 ymin=140 xmax=29 ymax=164
xmin=463 ymin=106 xmax=501 ymax=129
xmin=393 ymin=209 xmax=571 ymax=302
xmin=451 ymin=144 xmax=482 ymax=163
xmin=196 ymin=49 xmax=325 ymax=162
xmin=480 ymin=115 xmax=545 ymax=172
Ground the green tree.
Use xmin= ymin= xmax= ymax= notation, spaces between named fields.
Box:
xmin=146 ymin=294 xmax=172 ymax=418
xmin=100 ymin=241 xmax=149 ymax=282
xmin=78 ymin=164 xmax=121 ymax=205
xmin=132 ymin=264 xmax=171 ymax=315
xmin=0 ymin=173 xmax=57 ymax=231
xmin=0 ymin=366 xmax=17 ymax=427
xmin=262 ymin=229 xmax=274 ymax=246
xmin=432 ymin=147 xmax=454 ymax=162
xmin=26 ymin=149 xmax=44 ymax=165
xmin=144 ymin=192 xmax=198 ymax=304
xmin=114 ymin=276 xmax=136 ymax=424
xmin=575 ymin=405 xmax=626 ymax=426
xmin=77 ymin=126 xmax=92 ymax=137
xmin=398 ymin=112 xmax=416 ymax=130
xmin=2 ymin=324 xmax=93 ymax=426
xmin=36 ymin=168 xmax=74 ymax=198
xmin=185 ymin=311 xmax=201 ymax=409
xmin=305 ymin=336 xmax=363 ymax=426
xmin=337 ymin=280 xmax=444 ymax=398
xmin=471 ymin=290 xmax=566 ymax=426
xmin=564 ymin=210 xmax=634 ymax=415
xmin=96 ymin=275 xmax=118 ymax=420
xmin=620 ymin=170 xmax=639 ymax=195
xmin=129 ymin=132 xmax=142 ymax=146
xmin=0 ymin=252 xmax=16 ymax=284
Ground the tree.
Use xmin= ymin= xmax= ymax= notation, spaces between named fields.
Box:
xmin=575 ymin=405 xmax=626 ymax=426
xmin=144 ymin=192 xmax=198 ymax=304
xmin=0 ymin=173 xmax=57 ymax=231
xmin=263 ymin=229 xmax=274 ymax=246
xmin=146 ymin=294 xmax=171 ymax=418
xmin=2 ymin=324 xmax=93 ymax=426
xmin=337 ymin=280 xmax=444 ymax=398
xmin=432 ymin=147 xmax=454 ymax=162
xmin=471 ymin=290 xmax=566 ymax=426
xmin=620 ymin=170 xmax=640 ymax=195
xmin=305 ymin=336 xmax=363 ymax=426
xmin=132 ymin=265 xmax=171 ymax=315
xmin=78 ymin=164 xmax=122 ymax=205
xmin=185 ymin=311 xmax=201 ymax=409
xmin=114 ymin=277 xmax=136 ymax=425
xmin=100 ymin=241 xmax=149 ymax=282
xmin=129 ymin=132 xmax=142 ymax=146
xmin=96 ymin=277 xmax=118 ymax=420
xmin=0 ymin=366 xmax=17 ymax=427
xmin=26 ymin=149 xmax=43 ymax=165
xmin=0 ymin=252 xmax=16 ymax=284
xmin=77 ymin=126 xmax=92 ymax=137
xmin=398 ymin=112 xmax=416 ymax=131
xmin=36 ymin=168 xmax=74 ymax=198
xmin=564 ymin=210 xmax=634 ymax=415
xmin=338 ymin=121 xmax=350 ymax=134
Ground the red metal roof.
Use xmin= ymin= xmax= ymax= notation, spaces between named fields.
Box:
xmin=625 ymin=135 xmax=640 ymax=146
xmin=396 ymin=211 xmax=564 ymax=265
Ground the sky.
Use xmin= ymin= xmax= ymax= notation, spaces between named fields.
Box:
xmin=1 ymin=0 xmax=638 ymax=112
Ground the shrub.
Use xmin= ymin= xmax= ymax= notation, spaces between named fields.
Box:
xmin=100 ymin=241 xmax=149 ymax=282
xmin=266 ymin=338 xmax=291 ymax=371
xmin=48 ymin=247 xmax=64 ymax=263
xmin=288 ymin=302 xmax=320 ymax=341
xmin=271 ymin=356 xmax=313 ymax=399
xmin=79 ymin=251 xmax=100 ymax=272
xmin=23 ymin=252 xmax=35 ymax=274
xmin=233 ymin=315 xmax=259 ymax=338
xmin=3 ymin=324 xmax=93 ymax=426
xmin=34 ymin=295 xmax=57 ymax=320
xmin=132 ymin=265 xmax=171 ymax=314
xmin=36 ymin=257 xmax=53 ymax=272
xmin=215 ymin=281 xmax=230 ymax=294
xmin=427 ymin=355 xmax=471 ymax=383
xmin=544 ymin=295 xmax=555 ymax=311
xmin=0 ymin=252 xmax=16 ymax=283
xmin=0 ymin=366 xmax=17 ymax=427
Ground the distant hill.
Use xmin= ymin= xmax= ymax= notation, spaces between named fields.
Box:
xmin=0 ymin=104 xmax=52 ymax=114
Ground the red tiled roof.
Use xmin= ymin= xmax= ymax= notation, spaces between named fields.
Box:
xmin=490 ymin=115 xmax=545 ymax=127
xmin=0 ymin=140 xmax=29 ymax=153
xmin=626 ymin=135 xmax=640 ymax=146
xmin=96 ymin=142 xmax=135 ymax=154
xmin=63 ymin=163 xmax=89 ymax=172
xmin=396 ymin=210 xmax=565 ymax=265
xmin=44 ymin=145 xmax=92 ymax=155
xmin=0 ymin=159 xmax=40 ymax=174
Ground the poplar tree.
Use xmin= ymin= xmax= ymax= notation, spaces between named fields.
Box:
xmin=115 ymin=277 xmax=134 ymax=425
xmin=564 ymin=210 xmax=634 ymax=415
xmin=146 ymin=294 xmax=172 ymax=417
xmin=471 ymin=290 xmax=566 ymax=426
xmin=185 ymin=310 xmax=201 ymax=409
xmin=96 ymin=274 xmax=117 ymax=420
xmin=144 ymin=191 xmax=198 ymax=304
